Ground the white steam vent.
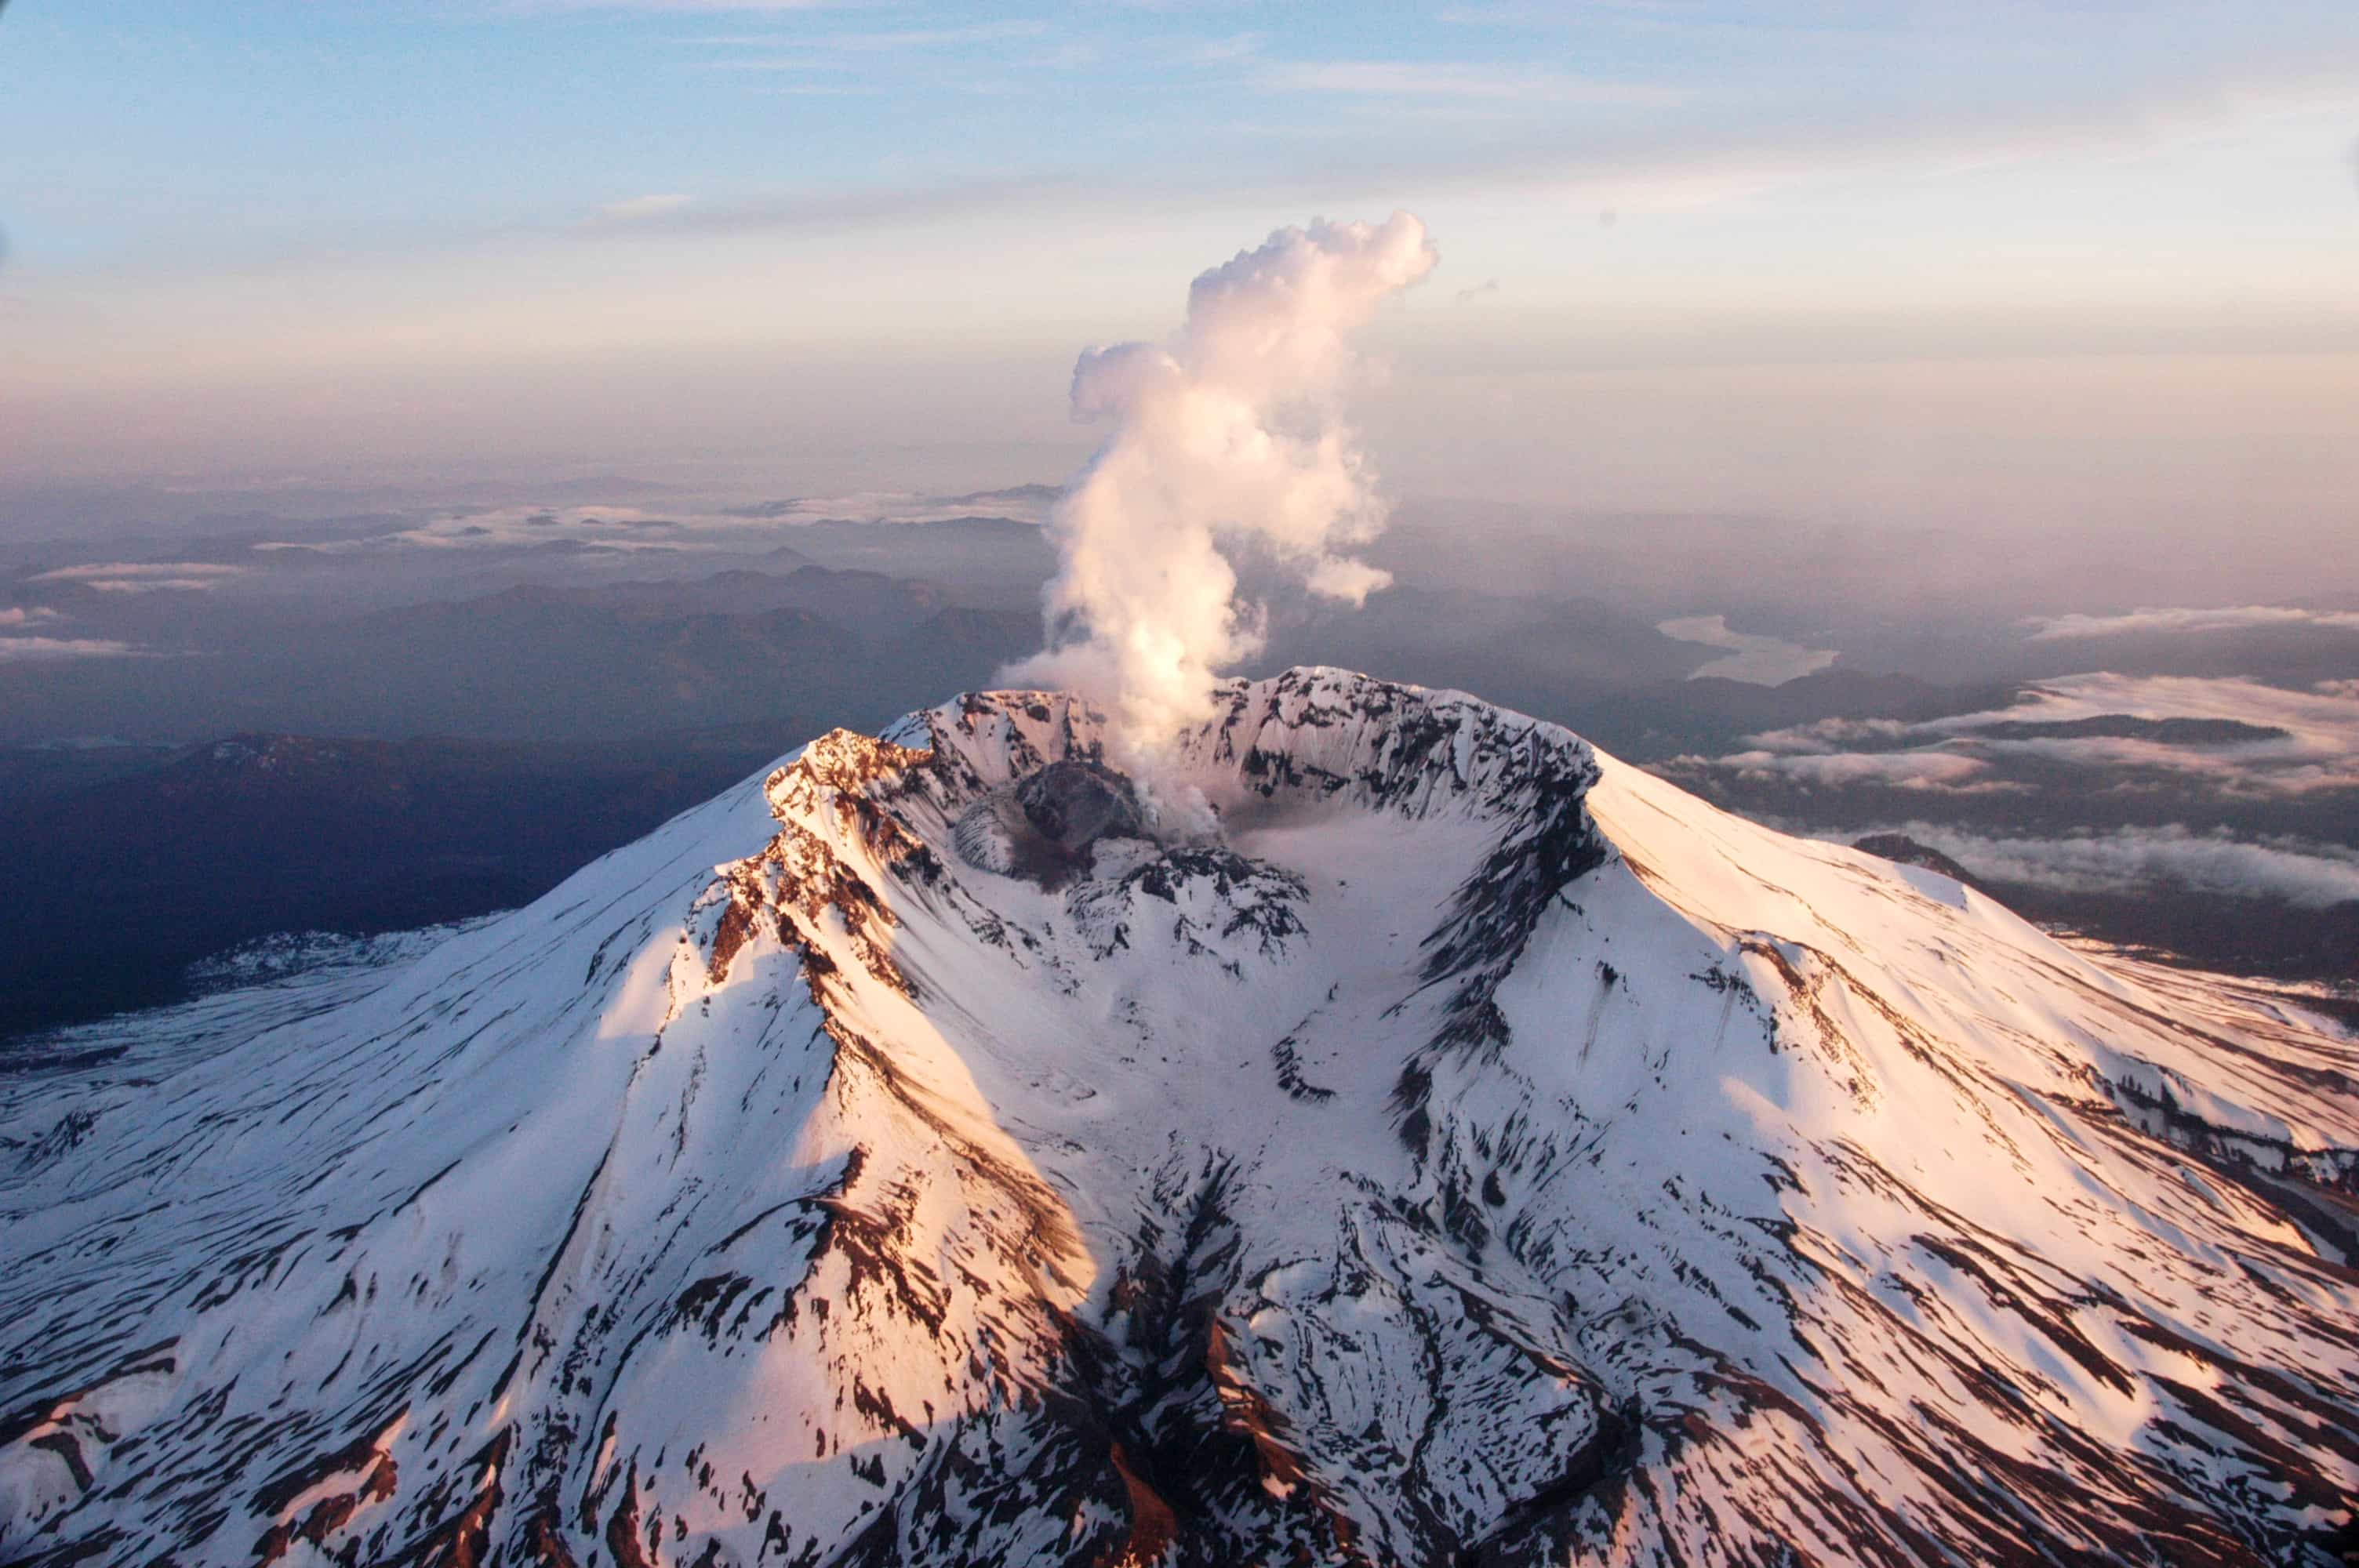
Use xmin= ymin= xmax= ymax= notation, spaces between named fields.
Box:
xmin=1004 ymin=212 xmax=1438 ymax=771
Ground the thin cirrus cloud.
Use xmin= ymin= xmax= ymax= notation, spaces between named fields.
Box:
xmin=9 ymin=3 xmax=2358 ymax=499
xmin=2025 ymin=605 xmax=2359 ymax=640
xmin=546 ymin=56 xmax=2354 ymax=252
xmin=685 ymin=21 xmax=1054 ymax=54
xmin=593 ymin=194 xmax=696 ymax=224
xmin=568 ymin=167 xmax=1165 ymax=241
xmin=1252 ymin=60 xmax=1683 ymax=107
xmin=517 ymin=0 xmax=836 ymax=11
xmin=677 ymin=17 xmax=1058 ymax=82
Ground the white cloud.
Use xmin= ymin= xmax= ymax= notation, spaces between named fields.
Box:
xmin=1685 ymin=673 xmax=2359 ymax=799
xmin=1956 ymin=733 xmax=2359 ymax=794
xmin=0 ymin=636 xmax=144 ymax=662
xmin=2024 ymin=604 xmax=2359 ymax=640
xmin=0 ymin=607 xmax=61 ymax=629
xmin=93 ymin=578 xmax=233 ymax=593
xmin=258 ymin=505 xmax=696 ymax=554
xmin=252 ymin=488 xmax=1055 ymax=558
xmin=1926 ymin=673 xmax=2359 ymax=797
xmin=1741 ymin=717 xmax=1912 ymax=753
xmin=1705 ymin=748 xmax=2001 ymax=792
xmin=727 ymin=489 xmax=1057 ymax=526
xmin=1848 ymin=822 xmax=2359 ymax=909
xmin=30 ymin=561 xmax=245 ymax=593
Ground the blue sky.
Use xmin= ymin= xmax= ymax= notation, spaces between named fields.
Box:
xmin=5 ymin=1 xmax=2357 ymax=528
xmin=13 ymin=2 xmax=2354 ymax=261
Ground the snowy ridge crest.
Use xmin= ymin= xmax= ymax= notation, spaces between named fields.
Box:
xmin=3 ymin=669 xmax=2357 ymax=1566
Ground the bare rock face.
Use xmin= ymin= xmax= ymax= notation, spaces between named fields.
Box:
xmin=1852 ymin=831 xmax=1979 ymax=889
xmin=1015 ymin=760 xmax=1145 ymax=852
xmin=953 ymin=758 xmax=1150 ymax=886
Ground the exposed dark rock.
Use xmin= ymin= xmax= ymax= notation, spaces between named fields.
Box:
xmin=952 ymin=760 xmax=1154 ymax=887
xmin=1852 ymin=833 xmax=1980 ymax=889
xmin=1014 ymin=760 xmax=1145 ymax=852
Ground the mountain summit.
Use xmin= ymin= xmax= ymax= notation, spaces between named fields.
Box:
xmin=5 ymin=669 xmax=2355 ymax=1566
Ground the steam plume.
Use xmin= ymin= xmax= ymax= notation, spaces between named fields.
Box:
xmin=1006 ymin=212 xmax=1438 ymax=760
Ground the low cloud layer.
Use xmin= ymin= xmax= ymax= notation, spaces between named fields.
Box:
xmin=0 ymin=636 xmax=144 ymax=662
xmin=1928 ymin=674 xmax=2359 ymax=797
xmin=257 ymin=507 xmax=694 ymax=557
xmin=2025 ymin=604 xmax=2359 ymax=640
xmin=1007 ymin=212 xmax=1438 ymax=760
xmin=253 ymin=489 xmax=1058 ymax=558
xmin=29 ymin=562 xmax=246 ymax=593
xmin=1684 ymin=673 xmax=2359 ymax=800
xmin=1712 ymin=748 xmax=2001 ymax=793
xmin=1849 ymin=822 xmax=2359 ymax=909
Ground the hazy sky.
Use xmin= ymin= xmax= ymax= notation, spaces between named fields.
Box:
xmin=5 ymin=2 xmax=2357 ymax=541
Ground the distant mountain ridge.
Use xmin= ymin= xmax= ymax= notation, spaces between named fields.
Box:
xmin=0 ymin=729 xmax=797 ymax=1040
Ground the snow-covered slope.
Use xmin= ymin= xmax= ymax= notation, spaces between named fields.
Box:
xmin=5 ymin=668 xmax=2356 ymax=1566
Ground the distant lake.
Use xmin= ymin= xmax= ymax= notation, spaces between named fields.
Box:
xmin=1657 ymin=614 xmax=1839 ymax=685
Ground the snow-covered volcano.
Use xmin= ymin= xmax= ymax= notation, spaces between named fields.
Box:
xmin=5 ymin=669 xmax=2357 ymax=1566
